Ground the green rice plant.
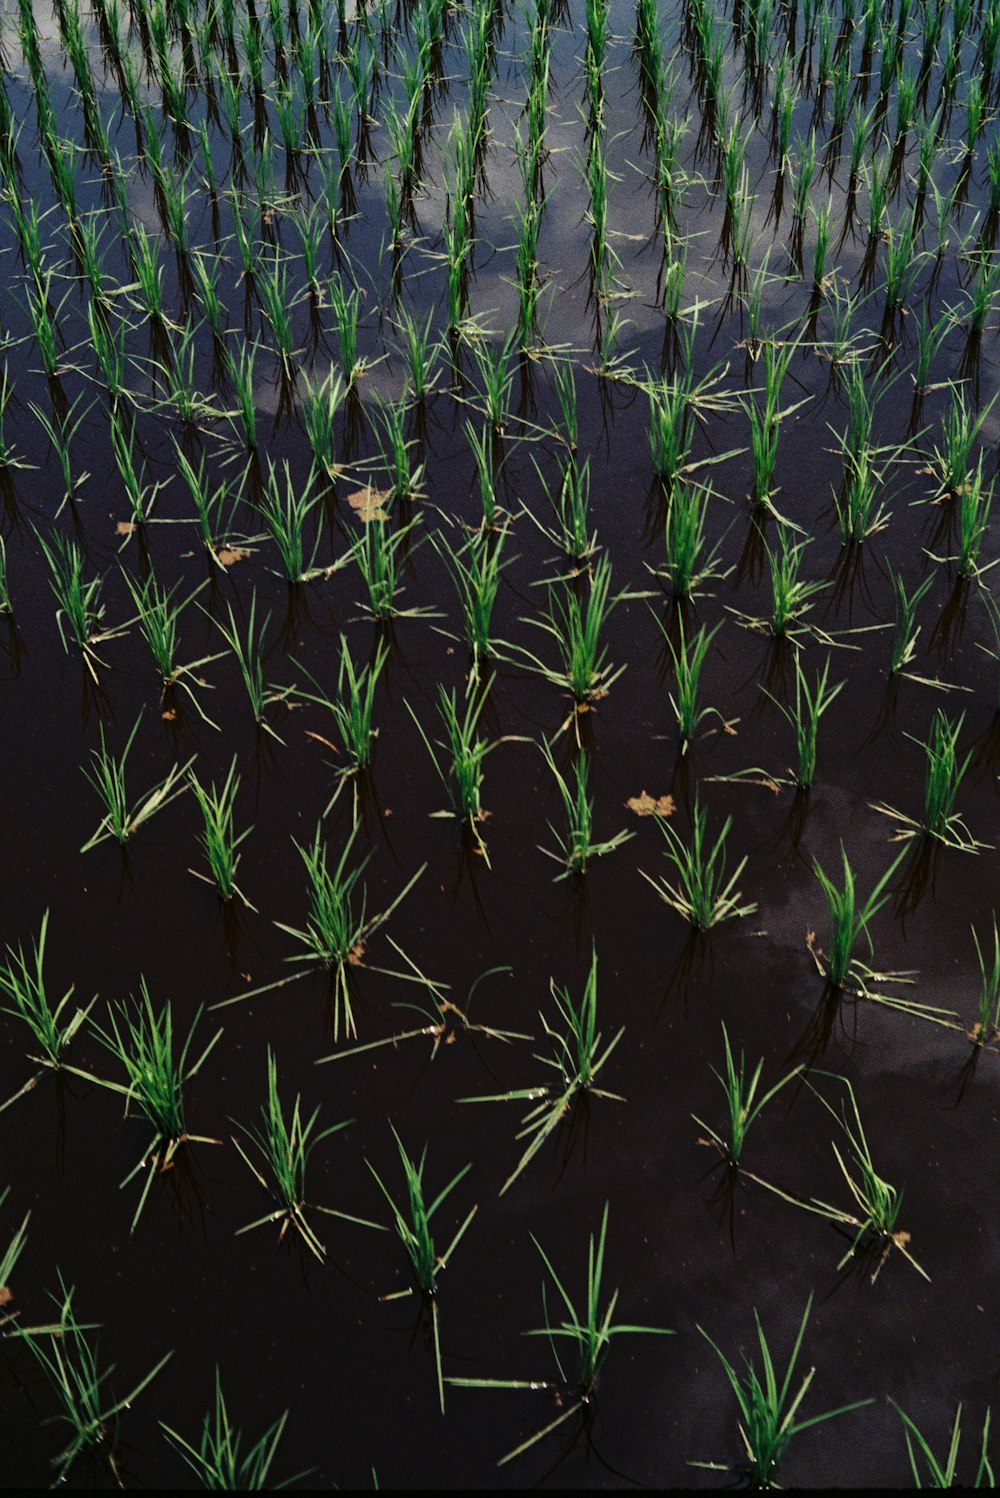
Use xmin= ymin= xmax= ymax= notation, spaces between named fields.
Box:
xmin=459 ymin=947 xmax=625 ymax=1193
xmin=650 ymin=480 xmax=731 ymax=599
xmin=123 ymin=570 xmax=221 ymax=716
xmin=109 ymin=409 xmax=164 ymax=526
xmin=188 ymin=758 xmax=254 ymax=907
xmin=328 ymin=273 xmax=364 ymax=387
xmin=910 ymin=305 xmax=951 ymax=393
xmin=761 ymin=654 xmax=845 ymax=790
xmin=882 ymin=217 xmax=925 ymax=311
xmin=511 ymin=195 xmax=544 ymax=349
xmin=87 ymin=304 xmax=130 ymax=406
xmin=891 ymin=1402 xmax=994 ymax=1488
xmin=395 ymin=304 xmax=442 ymax=402
xmin=552 ymin=361 xmax=578 ymax=451
xmin=810 ymin=197 xmax=834 ymax=297
xmin=127 ymin=223 xmax=167 ymax=324
xmin=372 ymin=395 xmax=426 ymax=506
xmin=209 ymin=592 xmax=282 ymax=740
xmin=368 ymin=1129 xmax=476 ymax=1413
xmin=0 ymin=362 xmax=27 ymax=469
xmin=768 ymin=532 xmax=827 ymax=636
xmin=888 ymin=566 xmax=934 ymax=674
xmin=872 ymin=711 xmax=982 ymax=851
xmin=407 ymin=681 xmax=511 ymax=859
xmin=287 ymin=636 xmax=388 ymax=811
xmin=432 ymin=524 xmax=510 ymax=667
xmin=0 ymin=535 xmax=10 ymax=615
xmin=513 ymin=555 xmax=625 ymax=715
xmin=694 ymin=1295 xmax=871 ymax=1484
xmin=161 ymin=1370 xmax=303 ymax=1489
xmin=300 ymin=367 xmax=344 ymax=479
xmin=35 ymin=529 xmax=122 ymax=678
xmin=648 ymin=374 xmax=696 ymax=485
xmin=969 ymin=916 xmax=1000 ymax=1047
xmin=928 ymin=388 xmax=995 ymax=501
xmin=189 ymin=251 xmax=227 ymax=342
xmin=351 ymin=514 xmax=430 ymax=621
xmin=809 ymin=845 xmax=907 ymax=992
xmin=449 ymin=1203 xmax=672 ymax=1463
xmin=258 ymin=250 xmax=297 ymax=376
xmin=28 ymin=391 xmax=95 ymax=505
xmin=469 ymin=333 xmax=518 ymax=435
xmin=537 ymin=736 xmax=633 ymax=876
xmin=82 ymin=984 xmax=222 ymax=1230
xmin=525 ymin=453 xmax=597 ymax=563
xmin=233 ymin=1049 xmax=378 ymax=1262
xmin=174 ymin=446 xmax=238 ymax=562
xmin=0 ymin=1188 xmax=29 ymax=1322
xmin=24 ymin=271 xmax=64 ymax=379
xmin=927 ymin=458 xmax=996 ymax=581
xmin=226 ymin=340 xmax=259 ymax=451
xmin=661 ymin=615 xmax=725 ymax=752
xmin=964 ymin=253 xmax=1000 ymax=339
xmin=16 ymin=1279 xmax=171 ymax=1485
xmin=0 ymin=912 xmax=95 ymax=1102
xmin=836 ymin=447 xmax=892 ymax=543
xmin=640 ymin=798 xmax=756 ymax=930
xmin=257 ymin=459 xmax=323 ymax=582
xmin=465 ymin=420 xmax=501 ymax=530
xmin=273 ymin=820 xmax=425 ymax=1040
xmin=80 ymin=712 xmax=195 ymax=853
xmin=693 ymin=1023 xmax=801 ymax=1167
xmin=789 ymin=1075 xmax=928 ymax=1280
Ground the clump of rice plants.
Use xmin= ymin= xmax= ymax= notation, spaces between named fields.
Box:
xmin=510 ymin=555 xmax=625 ymax=727
xmin=640 ymin=799 xmax=756 ymax=930
xmin=286 ymin=637 xmax=388 ymax=811
xmin=16 ymin=1278 xmax=172 ymax=1485
xmin=891 ymin=1401 xmax=994 ymax=1488
xmin=271 ymin=821 xmax=426 ymax=1041
xmin=694 ymin=1294 xmax=872 ymax=1485
xmin=232 ymin=1049 xmax=379 ymax=1262
xmin=0 ymin=911 xmax=95 ymax=1105
xmin=871 ymin=711 xmax=984 ymax=852
xmin=80 ymin=714 xmax=194 ymax=853
xmin=969 ymin=916 xmax=1000 ymax=1047
xmin=35 ymin=529 xmax=124 ymax=679
xmin=460 ymin=946 xmax=625 ymax=1193
xmin=655 ymin=614 xmax=726 ymax=752
xmin=537 ymin=739 xmax=633 ymax=877
xmin=408 ymin=681 xmax=519 ymax=861
xmin=761 ymin=653 xmax=845 ymax=790
xmin=81 ymin=983 xmax=223 ymax=1230
xmin=449 ymin=1203 xmax=672 ymax=1463
xmin=368 ymin=1128 xmax=477 ymax=1412
xmin=693 ymin=1023 xmax=800 ymax=1167
xmin=188 ymin=759 xmax=254 ymax=908
xmin=161 ymin=1369 xmax=306 ymax=1489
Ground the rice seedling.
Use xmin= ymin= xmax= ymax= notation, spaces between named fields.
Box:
xmin=761 ymin=654 xmax=845 ymax=789
xmin=432 ymin=524 xmax=511 ymax=667
xmin=395 ymin=304 xmax=442 ymax=403
xmin=351 ymin=514 xmax=432 ymax=622
xmin=524 ymin=453 xmax=598 ymax=563
xmin=256 ymin=459 xmax=324 ymax=583
xmin=0 ymin=911 xmax=95 ymax=1105
xmin=161 ymin=1370 xmax=305 ymax=1489
xmin=926 ymin=458 xmax=996 ymax=581
xmin=285 ymin=636 xmax=387 ymax=812
xmin=407 ymin=681 xmax=515 ymax=860
xmin=693 ymin=1023 xmax=801 ymax=1167
xmin=28 ymin=391 xmax=95 ymax=506
xmin=511 ymin=555 xmax=625 ymax=719
xmin=459 ymin=945 xmax=625 ymax=1192
xmin=123 ymin=570 xmax=221 ymax=714
xmin=537 ymin=739 xmax=633 ymax=877
xmin=887 ymin=566 xmax=934 ymax=674
xmin=188 ymin=758 xmax=254 ymax=907
xmin=174 ymin=447 xmax=239 ymax=563
xmin=16 ymin=1279 xmax=172 ymax=1485
xmin=371 ymin=395 xmax=426 ymax=506
xmin=80 ymin=712 xmax=195 ymax=853
xmin=465 ymin=420 xmax=502 ymax=530
xmin=0 ymin=1188 xmax=28 ymax=1324
xmin=835 ymin=447 xmax=893 ymax=544
xmin=80 ymin=983 xmax=223 ymax=1230
xmin=328 ymin=274 xmax=365 ymax=387
xmin=968 ymin=915 xmax=1000 ymax=1047
xmin=232 ymin=1049 xmax=379 ymax=1261
xmin=0 ymin=536 xmax=10 ymax=616
xmin=656 ymin=614 xmax=725 ymax=752
xmin=368 ymin=1129 xmax=476 ymax=1413
xmin=469 ymin=333 xmax=518 ymax=435
xmin=300 ymin=367 xmax=344 ymax=479
xmin=449 ymin=1203 xmax=672 ymax=1462
xmin=784 ymin=1075 xmax=929 ymax=1280
xmin=272 ymin=820 xmax=426 ymax=1040
xmin=649 ymin=480 xmax=731 ymax=600
xmin=871 ymin=711 xmax=983 ymax=852
xmin=640 ymin=798 xmax=756 ymax=930
xmin=928 ymin=388 xmax=995 ymax=502
xmin=891 ymin=1402 xmax=994 ymax=1488
xmin=209 ymin=592 xmax=283 ymax=741
xmin=694 ymin=1295 xmax=872 ymax=1484
xmin=34 ymin=529 xmax=123 ymax=678
xmin=809 ymin=845 xmax=914 ymax=996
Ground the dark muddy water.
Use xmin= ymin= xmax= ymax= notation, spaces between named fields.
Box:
xmin=0 ymin=0 xmax=999 ymax=1486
